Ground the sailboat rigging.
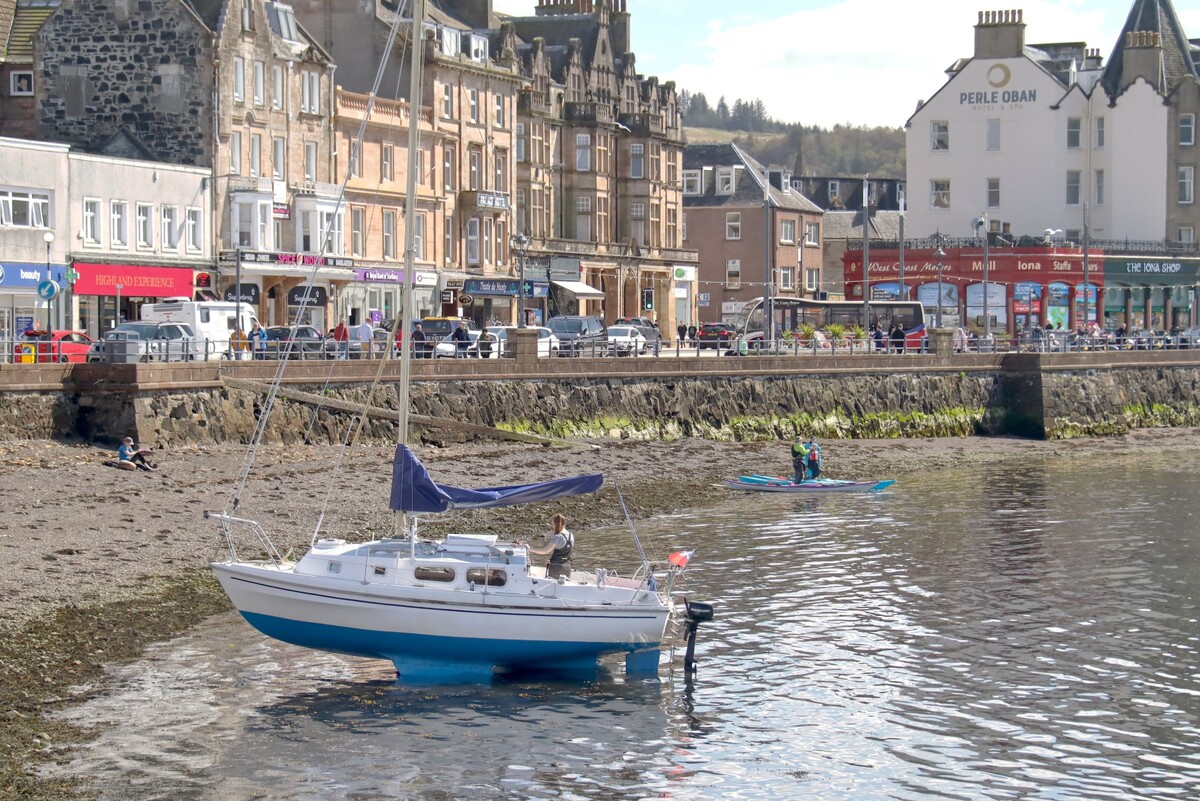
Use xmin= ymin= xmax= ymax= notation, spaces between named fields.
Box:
xmin=208 ymin=0 xmax=706 ymax=683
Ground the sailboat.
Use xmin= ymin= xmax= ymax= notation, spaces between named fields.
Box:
xmin=208 ymin=0 xmax=699 ymax=683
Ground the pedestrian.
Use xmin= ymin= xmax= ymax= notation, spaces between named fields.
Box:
xmin=117 ymin=436 xmax=156 ymax=471
xmin=331 ymin=319 xmax=350 ymax=359
xmin=687 ymin=323 xmax=697 ymax=345
xmin=872 ymin=323 xmax=884 ymax=352
xmin=356 ymin=318 xmax=374 ymax=359
xmin=248 ymin=321 xmax=267 ymax=360
xmin=677 ymin=321 xmax=687 ymax=346
xmin=477 ymin=327 xmax=495 ymax=359
xmin=890 ymin=321 xmax=906 ymax=354
xmin=451 ymin=321 xmax=471 ymax=358
xmin=524 ymin=513 xmax=574 ymax=579
xmin=410 ymin=323 xmax=428 ymax=358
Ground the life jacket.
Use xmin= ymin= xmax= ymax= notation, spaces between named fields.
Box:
xmin=791 ymin=441 xmax=807 ymax=461
xmin=548 ymin=530 xmax=574 ymax=565
xmin=807 ymin=444 xmax=820 ymax=463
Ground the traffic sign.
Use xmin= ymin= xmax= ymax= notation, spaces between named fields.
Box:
xmin=37 ymin=280 xmax=60 ymax=301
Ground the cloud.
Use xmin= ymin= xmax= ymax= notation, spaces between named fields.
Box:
xmin=670 ymin=0 xmax=1119 ymax=128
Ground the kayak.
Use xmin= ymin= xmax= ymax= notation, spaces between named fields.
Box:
xmin=724 ymin=474 xmax=895 ymax=493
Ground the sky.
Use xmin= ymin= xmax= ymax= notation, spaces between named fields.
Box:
xmin=492 ymin=0 xmax=1200 ymax=128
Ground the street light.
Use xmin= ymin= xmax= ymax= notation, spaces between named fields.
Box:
xmin=42 ymin=231 xmax=54 ymax=332
xmin=511 ymin=233 xmax=529 ymax=327
xmin=933 ymin=231 xmax=946 ymax=329
xmin=974 ymin=214 xmax=991 ymax=341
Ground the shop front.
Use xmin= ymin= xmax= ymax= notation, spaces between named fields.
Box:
xmin=1100 ymin=256 xmax=1199 ymax=331
xmin=218 ymin=250 xmax=357 ymax=331
xmin=71 ymin=262 xmax=197 ymax=337
xmin=461 ymin=277 xmax=549 ymax=327
xmin=844 ymin=246 xmax=1100 ymax=335
xmin=345 ymin=268 xmax=438 ymax=328
xmin=0 ymin=260 xmax=68 ymax=339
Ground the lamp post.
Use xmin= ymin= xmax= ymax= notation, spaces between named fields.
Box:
xmin=974 ymin=213 xmax=991 ymax=341
xmin=861 ymin=175 xmax=870 ymax=327
xmin=1082 ymin=201 xmax=1091 ymax=328
xmin=933 ymin=231 xmax=946 ymax=329
xmin=511 ymin=234 xmax=529 ymax=327
xmin=115 ymin=283 xmax=123 ymax=327
xmin=42 ymin=231 xmax=54 ymax=332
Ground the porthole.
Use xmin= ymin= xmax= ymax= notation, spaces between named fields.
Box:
xmin=466 ymin=568 xmax=506 ymax=587
xmin=414 ymin=566 xmax=455 ymax=582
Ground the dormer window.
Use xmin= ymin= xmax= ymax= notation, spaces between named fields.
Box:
xmin=682 ymin=170 xmax=701 ymax=195
xmin=464 ymin=34 xmax=488 ymax=63
xmin=441 ymin=28 xmax=461 ymax=57
xmin=269 ymin=2 xmax=301 ymax=44
xmin=717 ymin=167 xmax=735 ymax=194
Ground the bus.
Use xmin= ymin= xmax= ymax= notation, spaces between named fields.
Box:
xmin=733 ymin=297 xmax=927 ymax=349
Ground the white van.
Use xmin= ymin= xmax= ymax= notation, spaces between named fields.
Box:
xmin=140 ymin=298 xmax=259 ymax=359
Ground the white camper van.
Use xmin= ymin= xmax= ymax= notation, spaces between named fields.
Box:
xmin=140 ymin=298 xmax=259 ymax=359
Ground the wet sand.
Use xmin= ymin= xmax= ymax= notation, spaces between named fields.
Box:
xmin=3 ymin=429 xmax=1200 ymax=800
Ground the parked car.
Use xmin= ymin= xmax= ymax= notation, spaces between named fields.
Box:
xmin=697 ymin=322 xmax=738 ymax=350
xmin=606 ymin=324 xmax=649 ymax=355
xmin=613 ymin=317 xmax=661 ymax=346
xmin=486 ymin=325 xmax=560 ymax=357
xmin=87 ymin=322 xmax=203 ymax=363
xmin=13 ymin=329 xmax=94 ymax=363
xmin=434 ymin=330 xmax=500 ymax=358
xmin=264 ymin=325 xmax=335 ymax=359
xmin=546 ymin=315 xmax=607 ymax=356
xmin=419 ymin=317 xmax=479 ymax=339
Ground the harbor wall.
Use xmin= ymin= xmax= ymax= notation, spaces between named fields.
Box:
xmin=1 ymin=352 xmax=1198 ymax=444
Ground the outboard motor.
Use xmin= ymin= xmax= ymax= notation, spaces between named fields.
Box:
xmin=682 ymin=599 xmax=714 ymax=674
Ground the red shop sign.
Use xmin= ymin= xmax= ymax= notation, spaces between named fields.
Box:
xmin=72 ymin=263 xmax=196 ymax=298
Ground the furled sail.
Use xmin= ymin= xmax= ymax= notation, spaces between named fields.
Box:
xmin=389 ymin=445 xmax=603 ymax=513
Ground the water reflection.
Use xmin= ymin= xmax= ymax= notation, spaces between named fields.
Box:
xmin=48 ymin=455 xmax=1200 ymax=800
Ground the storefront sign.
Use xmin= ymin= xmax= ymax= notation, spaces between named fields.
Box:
xmin=195 ymin=271 xmax=213 ymax=288
xmin=287 ymin=285 xmax=328 ymax=307
xmin=673 ymin=265 xmax=697 ymax=282
xmin=464 ymin=279 xmax=519 ymax=295
xmin=72 ymin=263 xmax=194 ymax=297
xmin=272 ymin=203 xmax=291 ymax=220
xmin=219 ymin=250 xmax=355 ymax=269
xmin=223 ymin=283 xmax=261 ymax=304
xmin=1103 ymin=257 xmax=1199 ymax=281
xmin=0 ymin=261 xmax=66 ymax=288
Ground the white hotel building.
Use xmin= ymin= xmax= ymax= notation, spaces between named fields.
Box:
xmin=905 ymin=3 xmax=1199 ymax=246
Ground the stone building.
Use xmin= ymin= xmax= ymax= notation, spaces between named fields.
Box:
xmin=507 ymin=0 xmax=697 ymax=325
xmin=0 ymin=0 xmax=55 ymax=141
xmin=682 ymin=143 xmax=824 ymax=324
xmin=26 ymin=0 xmax=339 ymax=330
xmin=293 ymin=0 xmax=526 ymax=326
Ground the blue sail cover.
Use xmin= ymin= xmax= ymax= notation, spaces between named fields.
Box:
xmin=389 ymin=445 xmax=604 ymax=513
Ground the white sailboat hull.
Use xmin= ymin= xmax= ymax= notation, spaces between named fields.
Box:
xmin=212 ymin=538 xmax=671 ymax=680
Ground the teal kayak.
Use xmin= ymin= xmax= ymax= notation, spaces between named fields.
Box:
xmin=724 ymin=474 xmax=895 ymax=493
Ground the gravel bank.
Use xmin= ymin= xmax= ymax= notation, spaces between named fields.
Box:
xmin=3 ymin=428 xmax=1200 ymax=800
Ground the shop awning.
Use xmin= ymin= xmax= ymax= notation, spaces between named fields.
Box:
xmin=551 ymin=280 xmax=605 ymax=298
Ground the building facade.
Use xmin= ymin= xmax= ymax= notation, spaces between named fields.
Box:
xmin=682 ymin=143 xmax=824 ymax=324
xmin=901 ymin=2 xmax=1200 ymax=331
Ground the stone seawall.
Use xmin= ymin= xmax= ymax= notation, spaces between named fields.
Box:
xmin=1 ymin=352 xmax=1198 ymax=444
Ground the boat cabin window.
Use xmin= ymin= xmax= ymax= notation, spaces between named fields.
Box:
xmin=327 ymin=561 xmax=342 ymax=574
xmin=414 ymin=566 xmax=455 ymax=583
xmin=466 ymin=568 xmax=507 ymax=587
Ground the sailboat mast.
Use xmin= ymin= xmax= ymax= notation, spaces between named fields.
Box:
xmin=396 ymin=0 xmax=425 ymax=540
xmin=397 ymin=0 xmax=425 ymax=445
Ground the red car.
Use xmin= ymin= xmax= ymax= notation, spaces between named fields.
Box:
xmin=13 ymin=329 xmax=95 ymax=363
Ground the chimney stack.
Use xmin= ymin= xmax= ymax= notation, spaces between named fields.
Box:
xmin=974 ymin=9 xmax=1026 ymax=60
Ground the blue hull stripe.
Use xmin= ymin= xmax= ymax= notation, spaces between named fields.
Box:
xmin=226 ymin=573 xmax=663 ymax=622
xmin=240 ymin=611 xmax=646 ymax=666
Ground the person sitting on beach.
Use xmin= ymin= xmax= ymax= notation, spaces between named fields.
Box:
xmin=118 ymin=436 xmax=156 ymax=471
xmin=525 ymin=513 xmax=574 ymax=579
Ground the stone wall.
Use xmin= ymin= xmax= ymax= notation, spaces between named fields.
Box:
xmin=37 ymin=0 xmax=215 ymax=165
xmin=2 ymin=353 xmax=1199 ymax=445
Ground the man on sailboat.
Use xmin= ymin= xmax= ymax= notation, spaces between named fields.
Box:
xmin=525 ymin=513 xmax=573 ymax=579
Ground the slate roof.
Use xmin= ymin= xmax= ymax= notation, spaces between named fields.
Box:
xmin=822 ymin=210 xmax=905 ymax=242
xmin=3 ymin=0 xmax=57 ymax=64
xmin=0 ymin=0 xmax=15 ymax=61
xmin=682 ymin=143 xmax=822 ymax=214
xmin=1100 ymin=0 xmax=1198 ymax=97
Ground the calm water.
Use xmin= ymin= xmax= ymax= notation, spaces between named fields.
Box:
xmin=49 ymin=453 xmax=1200 ymax=800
